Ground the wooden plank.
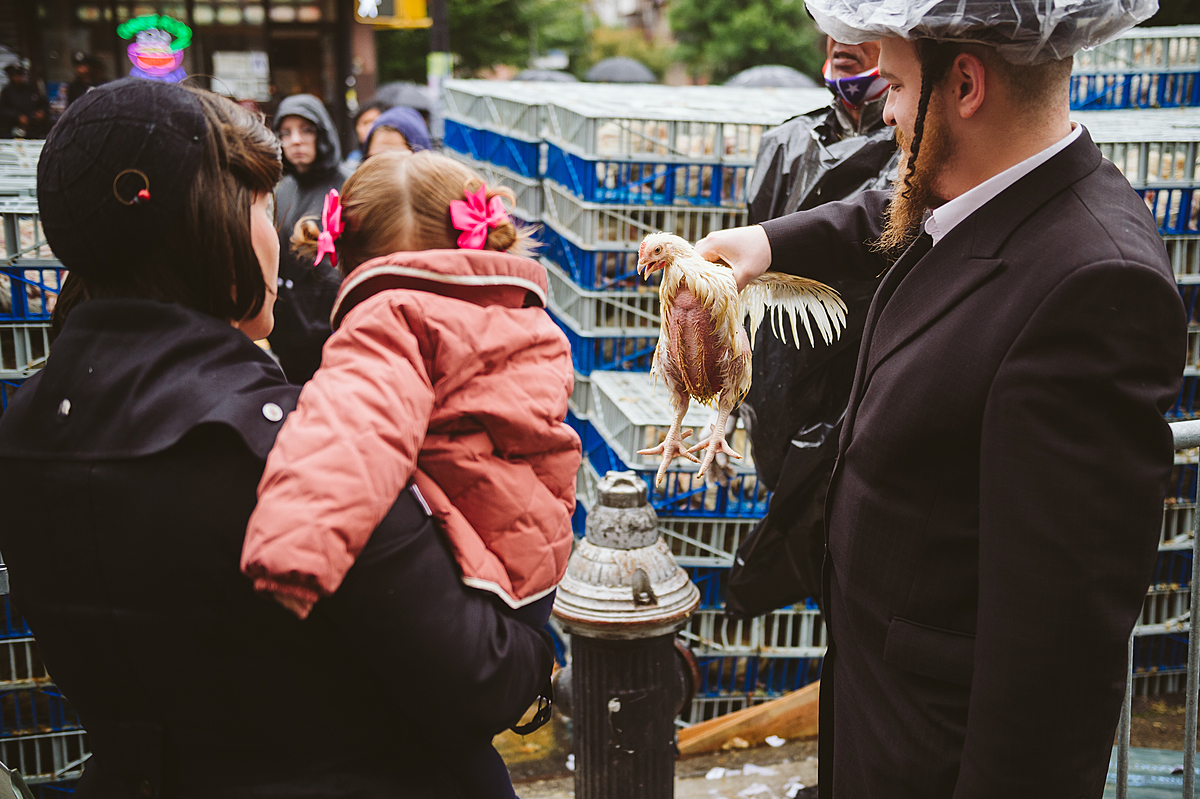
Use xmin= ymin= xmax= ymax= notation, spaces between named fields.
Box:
xmin=678 ymin=680 xmax=820 ymax=757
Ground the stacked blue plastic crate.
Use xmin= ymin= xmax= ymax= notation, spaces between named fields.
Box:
xmin=533 ymin=87 xmax=843 ymax=723
xmin=0 ymin=141 xmax=84 ymax=793
xmin=1069 ymin=25 xmax=1200 ymax=694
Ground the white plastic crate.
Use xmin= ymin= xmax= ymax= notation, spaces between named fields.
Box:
xmin=570 ymin=370 xmax=591 ymax=419
xmin=0 ymin=141 xmax=43 ymax=172
xmin=442 ymin=149 xmax=542 ymax=221
xmin=0 ymin=198 xmax=53 ymax=261
xmin=541 ymin=89 xmax=830 ymax=162
xmin=587 ymin=370 xmax=756 ymax=472
xmin=0 ymin=638 xmax=50 ymax=692
xmin=1161 ymin=497 xmax=1195 ymax=546
xmin=681 ymin=606 xmax=826 ymax=659
xmin=543 ymin=178 xmax=748 ymax=250
xmin=0 ymin=177 xmax=35 ymax=197
xmin=0 ymin=729 xmax=88 ymax=784
xmin=661 ymin=516 xmax=757 ymax=567
xmin=1139 ymin=585 xmax=1191 ymax=628
xmin=1167 ymin=235 xmax=1200 ymax=283
xmin=682 ymin=694 xmax=765 ymax=725
xmin=1074 ymin=25 xmax=1200 ymax=73
xmin=443 ymin=80 xmax=549 ymax=141
xmin=543 ymin=257 xmax=659 ymax=334
xmin=0 ymin=323 xmax=49 ymax=378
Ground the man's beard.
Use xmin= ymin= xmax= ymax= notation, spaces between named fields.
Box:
xmin=876 ymin=104 xmax=955 ymax=256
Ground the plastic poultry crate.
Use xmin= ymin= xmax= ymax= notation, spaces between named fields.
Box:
xmin=0 ymin=323 xmax=50 ymax=379
xmin=540 ymin=219 xmax=651 ymax=291
xmin=691 ymin=654 xmax=822 ymax=704
xmin=1074 ymin=26 xmax=1200 ymax=73
xmin=544 ymin=258 xmax=659 ymax=334
xmin=443 ymin=118 xmax=540 ymax=179
xmin=1139 ymin=585 xmax=1191 ymax=628
xmin=442 ymin=150 xmax=542 ymax=221
xmin=541 ymin=89 xmax=829 ymax=162
xmin=0 ymin=639 xmax=50 ymax=692
xmin=569 ymin=369 xmax=591 ymax=419
xmin=1137 ymin=186 xmax=1199 ymax=234
xmin=660 ymin=516 xmax=758 ymax=568
xmin=1070 ymin=70 xmax=1200 ymax=110
xmin=0 ymin=141 xmax=44 ymax=172
xmin=545 ymin=142 xmax=754 ymax=207
xmin=443 ymin=81 xmax=547 ymax=141
xmin=0 ymin=689 xmax=81 ymax=738
xmin=572 ymin=417 xmax=770 ymax=519
xmin=551 ymin=310 xmax=657 ymax=374
xmin=0 ymin=728 xmax=88 ymax=785
xmin=680 ymin=604 xmax=826 ymax=658
xmin=0 ymin=198 xmax=53 ymax=262
xmin=1170 ymin=376 xmax=1200 ymax=419
xmin=0 ymin=265 xmax=63 ymax=322
xmin=1168 ymin=235 xmax=1200 ymax=283
xmin=543 ymin=179 xmax=748 ymax=250
xmin=585 ymin=370 xmax=755 ymax=471
xmin=0 ymin=177 xmax=35 ymax=198
xmin=0 ymin=597 xmax=31 ymax=641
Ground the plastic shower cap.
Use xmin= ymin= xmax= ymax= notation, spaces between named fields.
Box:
xmin=806 ymin=0 xmax=1159 ymax=65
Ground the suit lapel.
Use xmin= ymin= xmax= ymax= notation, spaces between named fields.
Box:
xmin=839 ymin=232 xmax=932 ymax=449
xmin=864 ymin=235 xmax=1004 ymax=384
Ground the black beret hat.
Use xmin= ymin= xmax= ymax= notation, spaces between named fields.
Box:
xmin=37 ymin=78 xmax=208 ymax=280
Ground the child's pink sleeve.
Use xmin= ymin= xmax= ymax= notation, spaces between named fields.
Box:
xmin=241 ymin=296 xmax=436 ymax=615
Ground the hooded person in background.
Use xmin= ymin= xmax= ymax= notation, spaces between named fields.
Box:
xmin=364 ymin=106 xmax=432 ymax=159
xmin=269 ymin=94 xmax=354 ymax=383
xmin=726 ymin=37 xmax=898 ymax=618
xmin=0 ymin=64 xmax=49 ymax=138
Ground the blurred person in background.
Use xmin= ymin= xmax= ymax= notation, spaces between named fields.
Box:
xmin=344 ymin=99 xmax=391 ymax=168
xmin=0 ymin=64 xmax=49 ymax=138
xmin=0 ymin=78 xmax=553 ymax=798
xmin=723 ymin=36 xmax=898 ymax=619
xmin=269 ymin=94 xmax=354 ymax=383
xmin=364 ymin=106 xmax=431 ymax=159
xmin=67 ymin=53 xmax=105 ymax=106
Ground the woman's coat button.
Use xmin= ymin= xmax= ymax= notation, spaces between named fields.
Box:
xmin=57 ymin=399 xmax=71 ymax=418
xmin=262 ymin=402 xmax=284 ymax=422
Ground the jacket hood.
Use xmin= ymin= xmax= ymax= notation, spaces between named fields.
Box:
xmin=332 ymin=249 xmax=549 ymax=330
xmin=274 ymin=94 xmax=342 ymax=176
xmin=365 ymin=107 xmax=432 ymax=154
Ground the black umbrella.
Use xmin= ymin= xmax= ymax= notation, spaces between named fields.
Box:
xmin=373 ymin=81 xmax=431 ymax=111
xmin=514 ymin=69 xmax=578 ymax=82
xmin=725 ymin=65 xmax=818 ymax=89
xmin=585 ymin=57 xmax=655 ymax=84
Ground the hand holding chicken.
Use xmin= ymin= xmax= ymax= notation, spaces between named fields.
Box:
xmin=636 ymin=232 xmax=847 ymax=486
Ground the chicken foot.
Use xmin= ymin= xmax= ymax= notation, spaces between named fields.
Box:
xmin=686 ymin=392 xmax=742 ymax=481
xmin=638 ymin=386 xmax=700 ymax=487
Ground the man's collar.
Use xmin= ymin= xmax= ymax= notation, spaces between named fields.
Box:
xmin=926 ymin=123 xmax=1084 ymax=246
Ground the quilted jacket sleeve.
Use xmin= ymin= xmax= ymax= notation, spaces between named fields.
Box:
xmin=242 ymin=294 xmax=436 ymax=614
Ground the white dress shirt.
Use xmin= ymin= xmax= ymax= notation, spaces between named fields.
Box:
xmin=925 ymin=123 xmax=1083 ymax=245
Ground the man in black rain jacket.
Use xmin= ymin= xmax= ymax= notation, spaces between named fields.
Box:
xmin=728 ymin=38 xmax=898 ymax=617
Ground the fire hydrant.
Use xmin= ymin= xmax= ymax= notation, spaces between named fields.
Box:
xmin=553 ymin=470 xmax=701 ymax=798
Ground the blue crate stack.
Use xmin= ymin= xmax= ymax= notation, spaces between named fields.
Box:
xmin=0 ymin=141 xmax=85 ymax=792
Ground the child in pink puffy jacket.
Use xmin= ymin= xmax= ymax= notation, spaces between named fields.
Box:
xmin=241 ymin=150 xmax=581 ymax=799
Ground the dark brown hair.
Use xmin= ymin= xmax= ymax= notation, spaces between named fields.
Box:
xmin=292 ymin=150 xmax=536 ymax=276
xmin=52 ymin=87 xmax=282 ymax=335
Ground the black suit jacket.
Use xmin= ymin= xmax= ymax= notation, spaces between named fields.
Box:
xmin=759 ymin=128 xmax=1186 ymax=799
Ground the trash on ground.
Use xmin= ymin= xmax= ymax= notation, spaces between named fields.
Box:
xmin=765 ymin=735 xmax=787 ymax=747
xmin=722 ymin=736 xmax=751 ymax=750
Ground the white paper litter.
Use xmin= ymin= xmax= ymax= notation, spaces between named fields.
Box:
xmin=743 ymin=764 xmax=779 ymax=776
xmin=705 ymin=767 xmax=726 ymax=780
xmin=737 ymin=785 xmax=774 ymax=798
xmin=765 ymin=735 xmax=787 ymax=748
xmin=566 ymin=754 xmax=575 ymax=772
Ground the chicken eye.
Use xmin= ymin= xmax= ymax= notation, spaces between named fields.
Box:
xmin=653 ymin=246 xmax=662 ymax=255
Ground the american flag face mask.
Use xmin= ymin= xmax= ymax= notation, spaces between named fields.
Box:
xmin=823 ymin=60 xmax=890 ymax=110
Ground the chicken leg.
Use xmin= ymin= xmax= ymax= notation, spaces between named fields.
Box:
xmin=639 ymin=370 xmax=700 ymax=488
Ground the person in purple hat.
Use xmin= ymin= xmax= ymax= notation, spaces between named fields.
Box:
xmin=364 ymin=106 xmax=431 ymax=159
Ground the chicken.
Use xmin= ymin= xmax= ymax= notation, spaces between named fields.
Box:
xmin=635 ymin=232 xmax=847 ymax=486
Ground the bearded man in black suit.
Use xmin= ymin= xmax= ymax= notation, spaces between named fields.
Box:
xmin=697 ymin=1 xmax=1187 ymax=797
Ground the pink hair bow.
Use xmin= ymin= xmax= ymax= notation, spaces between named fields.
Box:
xmin=450 ymin=184 xmax=509 ymax=250
xmin=314 ymin=189 xmax=343 ymax=267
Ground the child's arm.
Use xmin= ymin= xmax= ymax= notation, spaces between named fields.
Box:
xmin=241 ymin=295 xmax=436 ymax=617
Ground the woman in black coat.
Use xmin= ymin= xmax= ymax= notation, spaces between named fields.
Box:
xmin=0 ymin=79 xmax=553 ymax=798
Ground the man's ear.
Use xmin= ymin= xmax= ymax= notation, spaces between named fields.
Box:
xmin=950 ymin=52 xmax=987 ymax=120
